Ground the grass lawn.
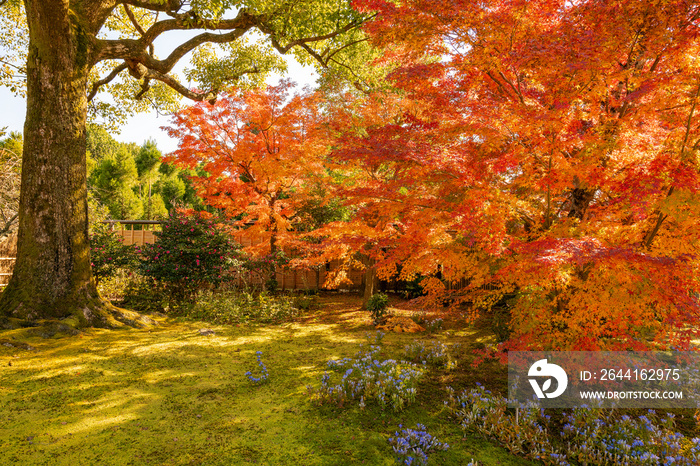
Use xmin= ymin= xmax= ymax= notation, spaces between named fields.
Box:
xmin=0 ymin=294 xmax=535 ymax=465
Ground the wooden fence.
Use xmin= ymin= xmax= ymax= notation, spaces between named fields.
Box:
xmin=0 ymin=224 xmax=492 ymax=292
xmin=117 ymin=228 xmax=158 ymax=246
xmin=110 ymin=222 xmax=365 ymax=291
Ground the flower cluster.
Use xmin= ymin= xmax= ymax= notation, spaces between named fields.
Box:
xmin=365 ymin=330 xmax=386 ymax=345
xmin=245 ymin=351 xmax=269 ymax=384
xmin=410 ymin=312 xmax=444 ymax=333
xmin=561 ymin=408 xmax=700 ymax=465
xmin=445 ymin=384 xmax=700 ymax=465
xmin=309 ymin=344 xmax=424 ymax=411
xmin=424 ymin=318 xmax=444 ymax=333
xmin=403 ymin=340 xmax=457 ymax=370
xmin=445 ymin=384 xmax=564 ymax=464
xmin=388 ymin=423 xmax=449 ymax=466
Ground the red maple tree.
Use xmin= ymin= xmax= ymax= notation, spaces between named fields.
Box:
xmin=328 ymin=0 xmax=700 ymax=350
xmin=164 ymin=81 xmax=330 ymax=258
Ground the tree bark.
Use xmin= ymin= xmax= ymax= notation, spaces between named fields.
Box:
xmin=0 ymin=1 xmax=145 ymax=328
xmin=362 ymin=257 xmax=378 ymax=309
xmin=567 ymin=187 xmax=596 ymax=220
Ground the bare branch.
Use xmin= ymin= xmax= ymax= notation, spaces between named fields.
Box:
xmin=88 ymin=63 xmax=128 ymax=101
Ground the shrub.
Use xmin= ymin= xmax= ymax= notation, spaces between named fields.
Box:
xmin=241 ymin=251 xmax=289 ymax=291
xmin=137 ymin=209 xmax=240 ymax=303
xmin=96 ymin=270 xmax=133 ymax=302
xmin=561 ymin=408 xmax=700 ymax=465
xmin=119 ymin=275 xmax=167 ymax=314
xmin=186 ymin=290 xmax=301 ymax=325
xmin=292 ymin=294 xmax=319 ymax=311
xmin=399 ymin=275 xmax=424 ymax=299
xmin=89 ymin=223 xmax=137 ymax=284
xmin=366 ymin=293 xmax=389 ymax=323
xmin=388 ymin=423 xmax=449 ymax=466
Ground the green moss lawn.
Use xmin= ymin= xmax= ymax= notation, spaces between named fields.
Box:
xmin=0 ymin=295 xmax=534 ymax=465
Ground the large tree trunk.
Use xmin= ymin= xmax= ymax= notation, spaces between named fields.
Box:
xmin=0 ymin=1 xmax=146 ymax=328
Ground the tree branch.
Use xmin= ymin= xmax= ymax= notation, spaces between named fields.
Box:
xmin=119 ymin=0 xmax=181 ymax=13
xmin=328 ymin=57 xmax=372 ymax=94
xmin=485 ymin=70 xmax=516 ymax=103
xmin=95 ymin=19 xmax=254 ymax=71
xmin=134 ymin=77 xmax=151 ymax=99
xmin=87 ymin=63 xmax=128 ymax=101
xmin=0 ymin=58 xmax=25 ymax=73
xmin=123 ymin=3 xmax=156 ymax=56
xmin=642 ymin=78 xmax=700 ymax=249
xmin=325 ymin=38 xmax=369 ymax=63
xmin=497 ymin=70 xmax=525 ymax=105
xmin=261 ymin=17 xmax=366 ymax=61
xmin=135 ymin=62 xmax=261 ymax=103
xmin=93 ymin=7 xmax=369 ymax=105
xmin=138 ymin=68 xmax=217 ymax=103
xmin=140 ymin=10 xmax=260 ymax=46
xmin=123 ymin=4 xmax=146 ymax=36
xmin=0 ymin=212 xmax=18 ymax=238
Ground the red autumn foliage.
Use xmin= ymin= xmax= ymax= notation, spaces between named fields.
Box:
xmin=326 ymin=0 xmax=700 ymax=350
xmin=165 ymin=81 xmax=330 ymax=257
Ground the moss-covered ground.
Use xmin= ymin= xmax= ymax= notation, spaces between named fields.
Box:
xmin=0 ymin=294 xmax=535 ymax=465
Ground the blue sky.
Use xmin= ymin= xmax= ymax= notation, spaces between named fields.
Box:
xmin=0 ymin=55 xmax=317 ymax=154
